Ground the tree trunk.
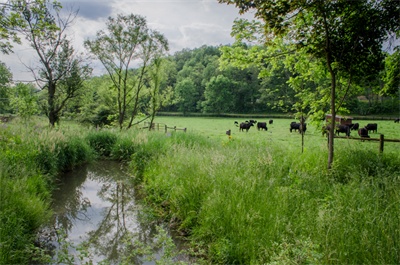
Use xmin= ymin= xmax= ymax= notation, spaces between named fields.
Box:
xmin=48 ymin=82 xmax=58 ymax=127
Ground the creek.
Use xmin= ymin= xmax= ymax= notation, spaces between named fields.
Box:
xmin=39 ymin=160 xmax=188 ymax=264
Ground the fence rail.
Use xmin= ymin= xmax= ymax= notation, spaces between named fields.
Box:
xmin=333 ymin=134 xmax=400 ymax=153
xmin=142 ymin=122 xmax=187 ymax=133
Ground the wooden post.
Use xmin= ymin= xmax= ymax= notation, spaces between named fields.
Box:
xmin=165 ymin=124 xmax=167 ymax=133
xmin=379 ymin=134 xmax=384 ymax=153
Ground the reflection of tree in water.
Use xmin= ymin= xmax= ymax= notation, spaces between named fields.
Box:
xmin=51 ymin=164 xmax=90 ymax=233
xmin=47 ymin=161 xmax=161 ymax=264
xmin=86 ymin=164 xmax=158 ymax=264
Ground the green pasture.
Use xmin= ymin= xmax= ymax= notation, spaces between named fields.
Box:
xmin=153 ymin=116 xmax=400 ymax=154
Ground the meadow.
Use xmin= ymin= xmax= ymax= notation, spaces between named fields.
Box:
xmin=0 ymin=115 xmax=399 ymax=264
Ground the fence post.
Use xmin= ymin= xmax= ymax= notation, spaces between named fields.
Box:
xmin=379 ymin=134 xmax=384 ymax=153
xmin=165 ymin=124 xmax=167 ymax=133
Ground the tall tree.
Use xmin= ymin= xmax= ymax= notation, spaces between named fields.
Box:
xmin=85 ymin=14 xmax=168 ymax=129
xmin=219 ymin=0 xmax=400 ymax=169
xmin=9 ymin=0 xmax=91 ymax=126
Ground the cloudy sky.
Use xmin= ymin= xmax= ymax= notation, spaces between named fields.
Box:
xmin=3 ymin=0 xmax=256 ymax=82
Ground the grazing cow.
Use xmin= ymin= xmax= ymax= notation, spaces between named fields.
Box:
xmin=335 ymin=125 xmax=351 ymax=137
xmin=365 ymin=123 xmax=378 ymax=133
xmin=257 ymin=122 xmax=268 ymax=131
xmin=249 ymin=119 xmax=257 ymax=124
xmin=290 ymin=122 xmax=307 ymax=133
xmin=269 ymin=119 xmax=273 ymax=124
xmin=350 ymin=123 xmax=359 ymax=131
xmin=395 ymin=118 xmax=399 ymax=123
xmin=239 ymin=122 xmax=254 ymax=132
xmin=358 ymin=127 xmax=370 ymax=138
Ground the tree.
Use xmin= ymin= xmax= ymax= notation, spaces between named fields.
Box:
xmin=0 ymin=0 xmax=25 ymax=54
xmin=9 ymin=0 xmax=91 ymax=126
xmin=0 ymin=61 xmax=12 ymax=113
xmin=9 ymin=83 xmax=39 ymax=121
xmin=85 ymin=14 xmax=168 ymax=129
xmin=174 ymin=78 xmax=198 ymax=113
xmin=381 ymin=48 xmax=400 ymax=98
xmin=147 ymin=57 xmax=167 ymax=130
xmin=219 ymin=0 xmax=400 ymax=169
xmin=202 ymin=75 xmax=236 ymax=114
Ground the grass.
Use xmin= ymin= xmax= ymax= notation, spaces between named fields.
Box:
xmin=1 ymin=115 xmax=399 ymax=264
xmin=137 ymin=116 xmax=400 ymax=264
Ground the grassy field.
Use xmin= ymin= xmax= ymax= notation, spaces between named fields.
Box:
xmin=133 ymin=115 xmax=400 ymax=264
xmin=153 ymin=116 xmax=400 ymax=153
xmin=1 ymin=115 xmax=399 ymax=264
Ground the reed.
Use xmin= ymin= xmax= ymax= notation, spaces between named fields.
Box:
xmin=138 ymin=131 xmax=400 ymax=264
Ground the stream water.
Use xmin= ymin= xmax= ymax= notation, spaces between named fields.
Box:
xmin=39 ymin=160 xmax=187 ymax=264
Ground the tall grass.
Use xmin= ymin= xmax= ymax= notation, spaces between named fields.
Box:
xmin=1 ymin=116 xmax=399 ymax=264
xmin=137 ymin=131 xmax=400 ymax=264
xmin=0 ymin=119 xmax=96 ymax=264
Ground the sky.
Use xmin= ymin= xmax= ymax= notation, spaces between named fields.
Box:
xmin=2 ymin=0 xmax=256 ymax=82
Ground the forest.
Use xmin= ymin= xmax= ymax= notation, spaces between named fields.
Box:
xmin=1 ymin=43 xmax=399 ymax=125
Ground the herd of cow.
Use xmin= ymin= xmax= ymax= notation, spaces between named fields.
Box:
xmin=322 ymin=123 xmax=378 ymax=138
xmin=234 ymin=120 xmax=273 ymax=132
xmin=232 ymin=118 xmax=399 ymax=138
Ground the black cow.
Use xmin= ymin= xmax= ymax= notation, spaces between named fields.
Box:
xmin=257 ymin=122 xmax=268 ymax=131
xmin=350 ymin=123 xmax=359 ymax=131
xmin=365 ymin=123 xmax=378 ymax=133
xmin=269 ymin=119 xmax=273 ymax=124
xmin=249 ymin=119 xmax=257 ymax=124
xmin=290 ymin=122 xmax=307 ymax=133
xmin=239 ymin=122 xmax=254 ymax=132
xmin=395 ymin=118 xmax=399 ymax=123
xmin=335 ymin=125 xmax=351 ymax=137
xmin=358 ymin=127 xmax=370 ymax=138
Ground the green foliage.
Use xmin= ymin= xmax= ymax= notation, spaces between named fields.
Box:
xmin=86 ymin=130 xmax=118 ymax=157
xmin=0 ymin=61 xmax=13 ymax=113
xmin=9 ymin=83 xmax=39 ymax=120
xmin=85 ymin=13 xmax=169 ymax=129
xmin=0 ymin=121 xmax=97 ymax=264
xmin=381 ymin=49 xmax=400 ymax=97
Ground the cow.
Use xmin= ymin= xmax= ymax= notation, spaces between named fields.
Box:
xmin=350 ymin=123 xmax=359 ymax=131
xmin=335 ymin=125 xmax=351 ymax=137
xmin=290 ymin=122 xmax=307 ymax=133
xmin=257 ymin=122 xmax=268 ymax=131
xmin=395 ymin=118 xmax=399 ymax=123
xmin=358 ymin=127 xmax=370 ymax=138
xmin=365 ymin=123 xmax=378 ymax=133
xmin=226 ymin=129 xmax=231 ymax=136
xmin=269 ymin=119 xmax=273 ymax=124
xmin=239 ymin=122 xmax=254 ymax=132
xmin=234 ymin=121 xmax=239 ymax=125
xmin=249 ymin=119 xmax=257 ymax=124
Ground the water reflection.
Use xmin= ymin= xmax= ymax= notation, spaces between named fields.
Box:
xmin=46 ymin=161 xmax=159 ymax=264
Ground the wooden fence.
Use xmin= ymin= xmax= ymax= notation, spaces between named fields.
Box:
xmin=142 ymin=122 xmax=187 ymax=133
xmin=332 ymin=134 xmax=400 ymax=153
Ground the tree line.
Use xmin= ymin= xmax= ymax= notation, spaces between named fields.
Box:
xmin=1 ymin=43 xmax=399 ymax=123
